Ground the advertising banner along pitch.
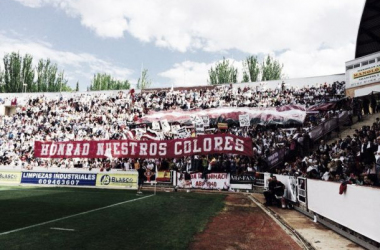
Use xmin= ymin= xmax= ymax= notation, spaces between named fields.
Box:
xmin=230 ymin=173 xmax=256 ymax=184
xmin=0 ymin=171 xmax=22 ymax=185
xmin=177 ymin=172 xmax=230 ymax=190
xmin=34 ymin=134 xmax=253 ymax=159
xmin=96 ymin=173 xmax=138 ymax=189
xmin=20 ymin=172 xmax=97 ymax=186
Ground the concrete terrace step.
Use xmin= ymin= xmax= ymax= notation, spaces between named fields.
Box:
xmin=251 ymin=193 xmax=364 ymax=250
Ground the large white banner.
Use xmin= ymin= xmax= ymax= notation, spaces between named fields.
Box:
xmin=346 ymin=62 xmax=380 ymax=89
xmin=141 ymin=105 xmax=306 ymax=125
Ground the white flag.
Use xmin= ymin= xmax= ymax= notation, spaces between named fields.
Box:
xmin=202 ymin=116 xmax=210 ymax=127
xmin=239 ymin=114 xmax=250 ymax=127
xmin=152 ymin=121 xmax=160 ymax=130
xmin=160 ymin=119 xmax=170 ymax=133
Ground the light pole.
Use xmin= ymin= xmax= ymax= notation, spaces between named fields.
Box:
xmin=23 ymin=83 xmax=27 ymax=93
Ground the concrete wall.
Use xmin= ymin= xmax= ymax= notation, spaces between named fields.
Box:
xmin=307 ymin=179 xmax=380 ymax=243
xmin=232 ymin=74 xmax=345 ymax=90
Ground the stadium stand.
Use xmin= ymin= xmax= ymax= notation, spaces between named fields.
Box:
xmin=2 ymin=80 xmax=378 ymax=188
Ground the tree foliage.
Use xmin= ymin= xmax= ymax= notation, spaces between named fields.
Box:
xmin=261 ymin=55 xmax=283 ymax=81
xmin=35 ymin=59 xmax=70 ymax=92
xmin=209 ymin=55 xmax=284 ymax=84
xmin=242 ymin=56 xmax=260 ymax=82
xmin=0 ymin=52 xmax=72 ymax=93
xmin=208 ymin=58 xmax=238 ymax=85
xmin=0 ymin=67 xmax=3 ymax=92
xmin=137 ymin=69 xmax=151 ymax=90
xmin=90 ymin=73 xmax=130 ymax=91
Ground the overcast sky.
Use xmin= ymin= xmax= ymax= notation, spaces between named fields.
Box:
xmin=0 ymin=0 xmax=365 ymax=90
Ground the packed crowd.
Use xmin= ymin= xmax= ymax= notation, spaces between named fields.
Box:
xmin=0 ymin=81 xmax=359 ymax=182
xmin=136 ymin=81 xmax=345 ymax=111
xmin=278 ymin=118 xmax=380 ymax=186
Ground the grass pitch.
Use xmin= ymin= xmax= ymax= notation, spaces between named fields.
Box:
xmin=0 ymin=186 xmax=225 ymax=250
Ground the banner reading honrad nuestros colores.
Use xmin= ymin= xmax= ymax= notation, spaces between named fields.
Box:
xmin=34 ymin=134 xmax=253 ymax=158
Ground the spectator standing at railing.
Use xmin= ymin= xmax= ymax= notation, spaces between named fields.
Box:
xmin=360 ymin=137 xmax=376 ymax=165
xmin=362 ymin=162 xmax=378 ymax=186
xmin=345 ymin=147 xmax=357 ymax=175
xmin=374 ymin=136 xmax=380 ymax=186
xmin=363 ymin=175 xmax=374 ymax=185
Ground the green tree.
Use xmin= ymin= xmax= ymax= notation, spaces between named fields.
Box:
xmin=242 ymin=56 xmax=260 ymax=82
xmin=261 ymin=55 xmax=283 ymax=81
xmin=1 ymin=52 xmax=70 ymax=93
xmin=136 ymin=69 xmax=151 ymax=90
xmin=208 ymin=58 xmax=238 ymax=85
xmin=76 ymin=81 xmax=79 ymax=91
xmin=242 ymin=71 xmax=249 ymax=83
xmin=3 ymin=52 xmax=35 ymax=93
xmin=35 ymin=59 xmax=70 ymax=92
xmin=60 ymin=84 xmax=73 ymax=92
xmin=3 ymin=52 xmax=26 ymax=92
xmin=90 ymin=73 xmax=130 ymax=91
xmin=56 ymin=71 xmax=70 ymax=92
xmin=21 ymin=54 xmax=35 ymax=93
xmin=0 ymin=65 xmax=4 ymax=92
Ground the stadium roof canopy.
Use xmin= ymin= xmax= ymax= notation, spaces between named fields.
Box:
xmin=355 ymin=0 xmax=380 ymax=58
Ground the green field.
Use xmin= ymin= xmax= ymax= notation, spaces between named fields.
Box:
xmin=0 ymin=186 xmax=225 ymax=250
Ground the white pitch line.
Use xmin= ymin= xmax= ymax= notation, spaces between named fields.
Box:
xmin=50 ymin=227 xmax=75 ymax=232
xmin=0 ymin=194 xmax=154 ymax=236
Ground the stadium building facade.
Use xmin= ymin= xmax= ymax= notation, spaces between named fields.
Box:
xmin=345 ymin=0 xmax=380 ymax=98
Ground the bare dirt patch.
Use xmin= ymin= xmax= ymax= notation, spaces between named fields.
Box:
xmin=189 ymin=194 xmax=302 ymax=250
